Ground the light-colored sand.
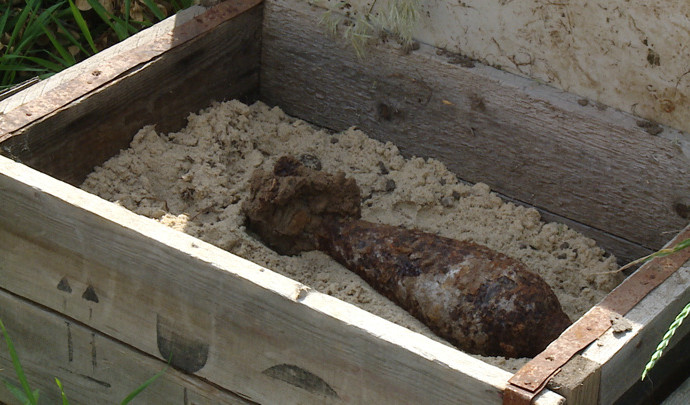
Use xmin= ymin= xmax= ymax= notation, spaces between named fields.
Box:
xmin=81 ymin=100 xmax=624 ymax=371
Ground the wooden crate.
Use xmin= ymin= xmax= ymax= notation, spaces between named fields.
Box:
xmin=1 ymin=0 xmax=689 ymax=403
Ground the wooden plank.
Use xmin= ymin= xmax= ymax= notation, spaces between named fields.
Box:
xmin=259 ymin=0 xmax=690 ymax=252
xmin=663 ymin=376 xmax=690 ymax=405
xmin=568 ymin=260 xmax=690 ymax=404
xmin=0 ymin=6 xmax=207 ymax=113
xmin=0 ymin=155 xmax=566 ymax=404
xmin=500 ymin=193 xmax=654 ymax=265
xmin=547 ymin=355 xmax=600 ymax=405
xmin=615 ymin=327 xmax=690 ymax=404
xmin=0 ymin=291 xmax=251 ymax=404
xmin=0 ymin=0 xmax=262 ymax=186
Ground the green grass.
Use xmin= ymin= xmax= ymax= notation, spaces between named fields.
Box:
xmin=1 ymin=318 xmax=169 ymax=404
xmin=0 ymin=319 xmax=38 ymax=405
xmin=0 ymin=0 xmax=194 ymax=90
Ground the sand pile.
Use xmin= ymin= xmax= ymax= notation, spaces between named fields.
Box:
xmin=82 ymin=100 xmax=624 ymax=370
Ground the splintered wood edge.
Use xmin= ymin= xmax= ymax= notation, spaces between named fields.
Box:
xmin=0 ymin=155 xmax=565 ymax=404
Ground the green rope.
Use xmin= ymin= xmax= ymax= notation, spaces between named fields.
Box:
xmin=638 ymin=237 xmax=690 ymax=381
xmin=642 ymin=300 xmax=690 ymax=380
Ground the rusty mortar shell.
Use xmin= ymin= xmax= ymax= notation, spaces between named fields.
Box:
xmin=243 ymin=156 xmax=572 ymax=358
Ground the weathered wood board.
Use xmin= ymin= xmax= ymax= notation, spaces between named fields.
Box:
xmin=0 ymin=5 xmax=206 ymax=112
xmin=580 ymin=260 xmax=690 ymax=404
xmin=0 ymin=291 xmax=251 ymax=404
xmin=0 ymin=0 xmax=689 ymax=404
xmin=663 ymin=375 xmax=690 ymax=405
xmin=615 ymin=323 xmax=690 ymax=404
xmin=260 ymin=0 xmax=690 ymax=259
xmin=0 ymin=154 xmax=565 ymax=404
xmin=0 ymin=0 xmax=262 ymax=186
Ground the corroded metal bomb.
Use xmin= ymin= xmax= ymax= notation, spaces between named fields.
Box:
xmin=243 ymin=156 xmax=572 ymax=358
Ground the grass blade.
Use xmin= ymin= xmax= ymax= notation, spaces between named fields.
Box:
xmin=0 ymin=63 xmax=49 ymax=72
xmin=50 ymin=15 xmax=91 ymax=57
xmin=0 ymin=54 xmax=60 ymax=72
xmin=85 ymin=0 xmax=130 ymax=40
xmin=2 ymin=0 xmax=48 ymax=85
xmin=67 ymin=0 xmax=98 ymax=53
xmin=119 ymin=363 xmax=168 ymax=405
xmin=25 ymin=2 xmax=65 ymax=40
xmin=41 ymin=25 xmax=77 ymax=66
xmin=141 ymin=0 xmax=165 ymax=21
xmin=55 ymin=377 xmax=69 ymax=405
xmin=0 ymin=319 xmax=37 ymax=405
xmin=1 ymin=378 xmax=29 ymax=404
xmin=0 ymin=4 xmax=11 ymax=39
xmin=620 ymin=237 xmax=690 ymax=273
xmin=26 ymin=54 xmax=68 ymax=72
xmin=124 ymin=0 xmax=131 ymax=27
xmin=5 ymin=0 xmax=37 ymax=55
xmin=9 ymin=0 xmax=55 ymax=57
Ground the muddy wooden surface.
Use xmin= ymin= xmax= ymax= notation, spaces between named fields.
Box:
xmin=260 ymin=0 xmax=690 ymax=259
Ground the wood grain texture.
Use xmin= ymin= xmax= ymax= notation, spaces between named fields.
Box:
xmin=547 ymin=355 xmax=601 ymax=405
xmin=578 ymin=261 xmax=690 ymax=404
xmin=259 ymin=0 xmax=690 ymax=252
xmin=501 ymin=192 xmax=654 ymax=264
xmin=662 ymin=375 xmax=690 ymax=405
xmin=0 ymin=0 xmax=263 ymax=186
xmin=615 ymin=326 xmax=690 ymax=405
xmin=0 ymin=291 xmax=252 ymax=404
xmin=0 ymin=155 xmax=566 ymax=404
xmin=0 ymin=5 xmax=205 ymax=114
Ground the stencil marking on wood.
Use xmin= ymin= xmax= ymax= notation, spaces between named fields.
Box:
xmin=262 ymin=364 xmax=339 ymax=399
xmin=57 ymin=277 xmax=72 ymax=293
xmin=82 ymin=285 xmax=99 ymax=302
xmin=66 ymin=321 xmax=73 ymax=362
xmin=91 ymin=332 xmax=97 ymax=371
xmin=156 ymin=315 xmax=209 ymax=374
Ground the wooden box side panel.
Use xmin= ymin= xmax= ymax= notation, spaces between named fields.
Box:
xmin=0 ymin=5 xmax=207 ymax=114
xmin=0 ymin=291 xmax=251 ymax=404
xmin=0 ymin=155 xmax=569 ymax=404
xmin=260 ymin=0 xmax=690 ymax=257
xmin=582 ymin=262 xmax=690 ymax=404
xmin=0 ymin=0 xmax=262 ymax=187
